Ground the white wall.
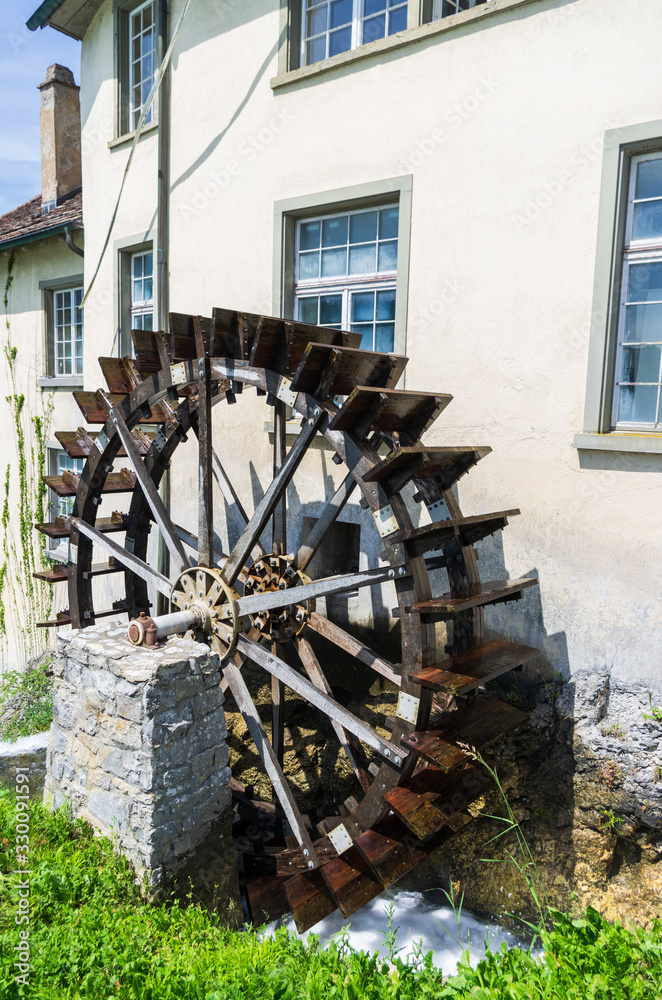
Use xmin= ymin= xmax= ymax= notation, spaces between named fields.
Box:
xmin=76 ymin=0 xmax=662 ymax=693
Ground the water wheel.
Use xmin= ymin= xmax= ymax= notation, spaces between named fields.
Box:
xmin=35 ymin=308 xmax=538 ymax=930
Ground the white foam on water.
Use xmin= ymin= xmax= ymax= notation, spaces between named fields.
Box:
xmin=267 ymin=887 xmax=534 ymax=977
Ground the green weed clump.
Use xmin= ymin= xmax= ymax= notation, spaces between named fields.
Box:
xmin=1 ymin=787 xmax=661 ymax=999
xmin=0 ymin=657 xmax=53 ymax=741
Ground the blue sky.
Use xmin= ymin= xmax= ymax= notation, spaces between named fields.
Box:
xmin=0 ymin=2 xmax=81 ymax=216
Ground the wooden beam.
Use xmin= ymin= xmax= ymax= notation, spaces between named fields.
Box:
xmin=235 ymin=633 xmax=405 ymax=766
xmin=223 ymin=662 xmax=319 ymax=866
xmin=306 ymin=612 xmax=402 ymax=687
xmin=71 ymin=517 xmax=172 ymax=598
xmin=294 ymin=472 xmax=358 ymax=573
xmin=197 ymin=358 xmax=214 ymax=567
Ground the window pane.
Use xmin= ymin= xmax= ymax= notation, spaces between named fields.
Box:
xmin=298 ymin=297 xmax=319 ymax=324
xmin=632 ymin=202 xmax=662 ymax=241
xmin=635 ymin=159 xmax=662 ymax=200
xmin=388 ymin=6 xmax=407 ymax=32
xmin=376 ymin=289 xmax=396 ymax=321
xmin=628 ymin=262 xmax=662 ymax=302
xmin=142 ymin=3 xmax=152 ymax=29
xmin=143 ymin=277 xmax=153 ymax=302
xmin=379 ymin=207 xmax=399 ymax=240
xmin=363 ymin=14 xmax=385 ymax=43
xmin=351 ymin=324 xmax=374 ymax=350
xmin=620 ymin=345 xmax=661 ymax=383
xmin=365 ymin=0 xmax=386 ymax=12
xmin=133 ymin=255 xmax=144 ymax=279
xmin=299 ymin=251 xmax=320 ymax=280
xmin=375 ymin=322 xmax=395 ymax=352
xmin=329 ymin=26 xmax=352 ymax=55
xmin=307 ymin=35 xmax=327 ymax=63
xmin=320 ymin=294 xmax=342 ymax=325
xmin=350 ymin=211 xmax=378 ymax=244
xmin=624 ymin=303 xmax=662 ymax=342
xmin=300 ymin=221 xmax=321 ymax=250
xmin=349 ymin=243 xmax=377 ymax=273
xmin=322 ymin=216 xmax=348 ymax=247
xmin=330 ymin=0 xmax=352 ymax=27
xmin=321 ymin=248 xmax=347 ymax=277
xmin=307 ymin=5 xmax=328 ymax=35
xmin=352 ymin=291 xmax=375 ymax=323
xmin=378 ymin=240 xmax=398 ymax=271
xmin=617 ymin=384 xmax=658 ymax=423
xmin=142 ymin=313 xmax=153 ymax=331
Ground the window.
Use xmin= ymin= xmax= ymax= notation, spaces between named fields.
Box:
xmin=53 ymin=287 xmax=84 ymax=377
xmin=117 ymin=0 xmax=156 ymax=136
xmin=48 ymin=450 xmax=84 ymax=558
xmin=301 ymin=0 xmax=407 ymax=66
xmin=294 ymin=205 xmax=399 ymax=351
xmin=430 ymin=0 xmax=488 ymax=19
xmin=130 ymin=250 xmax=154 ymax=330
xmin=612 ymin=154 xmax=662 ymax=429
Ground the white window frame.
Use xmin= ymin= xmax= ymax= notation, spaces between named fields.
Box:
xmin=431 ymin=0 xmax=487 ymax=18
xmin=293 ymin=204 xmax=399 ymax=352
xmin=301 ymin=0 xmax=408 ymax=66
xmin=53 ymin=286 xmax=84 ymax=378
xmin=130 ymin=249 xmax=154 ymax=331
xmin=129 ymin=0 xmax=156 ymax=131
xmin=611 ymin=152 xmax=662 ymax=431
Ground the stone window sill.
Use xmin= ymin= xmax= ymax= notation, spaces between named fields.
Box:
xmin=573 ymin=432 xmax=662 ymax=456
xmin=109 ymin=120 xmax=158 ymax=150
xmin=271 ymin=0 xmax=539 ymax=90
xmin=38 ymin=376 xmax=84 ymax=390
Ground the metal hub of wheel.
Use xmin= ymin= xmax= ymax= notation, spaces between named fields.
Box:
xmin=243 ymin=555 xmax=314 ymax=642
xmin=35 ymin=306 xmax=540 ymax=931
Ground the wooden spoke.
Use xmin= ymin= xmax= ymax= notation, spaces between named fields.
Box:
xmin=306 ymin=612 xmax=402 ymax=687
xmin=210 ymin=447 xmax=265 ymax=558
xmin=100 ymin=394 xmax=189 ymax=575
xmin=71 ymin=517 xmax=172 ymax=598
xmin=294 ymin=471 xmax=358 ymax=574
xmin=223 ymin=662 xmax=319 ymax=865
xmin=197 ymin=358 xmax=214 ymax=567
xmin=272 ymin=399 xmax=287 ymax=556
xmin=296 ymin=636 xmax=372 ymax=793
xmin=221 ymin=409 xmax=324 ymax=586
xmin=235 ymin=633 xmax=405 ymax=766
xmin=235 ymin=565 xmax=402 ymax=619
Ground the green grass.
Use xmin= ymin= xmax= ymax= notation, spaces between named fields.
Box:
xmin=0 ymin=787 xmax=661 ymax=999
xmin=0 ymin=657 xmax=53 ymax=741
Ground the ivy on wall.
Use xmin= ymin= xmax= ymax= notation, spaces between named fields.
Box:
xmin=1 ymin=251 xmax=56 ymax=667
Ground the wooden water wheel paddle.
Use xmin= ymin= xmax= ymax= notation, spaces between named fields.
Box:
xmin=34 ymin=308 xmax=539 ymax=929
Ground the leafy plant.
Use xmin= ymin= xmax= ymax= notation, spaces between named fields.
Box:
xmin=0 ymin=655 xmax=53 ymax=740
xmin=602 ymin=722 xmax=627 ymax=741
xmin=597 ymin=760 xmax=623 ymax=789
xmin=642 ymin=692 xmax=662 ymax=724
xmin=600 ymin=808 xmax=624 ymax=832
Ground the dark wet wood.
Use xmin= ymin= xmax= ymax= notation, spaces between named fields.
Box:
xmin=275 ymin=837 xmax=337 ymax=878
xmin=197 ymin=358 xmax=214 ymax=566
xmin=320 ymin=847 xmax=382 ymax=918
xmin=246 ymin=876 xmax=290 ymax=926
xmin=55 ymin=427 xmax=153 ymax=459
xmin=290 ymin=343 xmax=408 ymax=396
xmin=328 ymin=387 xmax=452 ymax=440
xmin=37 ymin=607 xmax=127 ymax=629
xmin=390 ymin=510 xmax=520 ymax=557
xmin=284 ymin=868 xmax=337 ymax=933
xmin=306 ymin=611 xmax=402 ymax=687
xmin=401 ymin=696 xmax=529 ymax=771
xmin=363 ymin=446 xmax=492 ymax=496
xmin=406 ymin=578 xmax=538 ymax=618
xmin=33 ymin=564 xmax=68 ymax=583
xmin=383 ymin=764 xmax=493 ymax=839
xmin=43 ymin=469 xmax=137 ymax=498
xmin=353 ymin=820 xmax=426 ymax=888
xmin=250 ymin=320 xmax=360 ymax=376
xmin=409 ymin=639 xmax=539 ymax=696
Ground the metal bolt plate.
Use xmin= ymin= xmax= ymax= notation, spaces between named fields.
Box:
xmin=328 ymin=822 xmax=353 ymax=855
xmin=428 ymin=498 xmax=452 ymax=522
xmin=276 ymin=377 xmax=297 ymax=407
xmin=68 ymin=543 xmax=77 ymax=566
xmin=170 ymin=362 xmax=188 ymax=386
xmin=396 ymin=691 xmax=420 ymax=725
xmin=95 ymin=430 xmax=108 ymax=454
xmin=373 ymin=504 xmax=399 ymax=538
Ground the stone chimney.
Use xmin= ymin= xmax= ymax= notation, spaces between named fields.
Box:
xmin=38 ymin=64 xmax=81 ymax=215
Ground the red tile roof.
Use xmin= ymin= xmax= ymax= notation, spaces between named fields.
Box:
xmin=0 ymin=188 xmax=82 ymax=247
